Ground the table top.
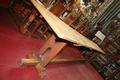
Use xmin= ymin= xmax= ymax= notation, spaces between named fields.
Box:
xmin=31 ymin=0 xmax=105 ymax=54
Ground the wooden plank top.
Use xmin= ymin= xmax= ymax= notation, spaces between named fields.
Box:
xmin=31 ymin=0 xmax=105 ymax=53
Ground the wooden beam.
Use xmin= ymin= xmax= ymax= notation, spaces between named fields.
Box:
xmin=51 ymin=57 xmax=85 ymax=63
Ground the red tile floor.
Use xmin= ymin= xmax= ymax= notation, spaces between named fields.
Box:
xmin=0 ymin=8 xmax=104 ymax=80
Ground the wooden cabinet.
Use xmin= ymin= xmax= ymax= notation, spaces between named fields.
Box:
xmin=9 ymin=0 xmax=33 ymax=25
xmin=9 ymin=0 xmax=53 ymax=40
xmin=50 ymin=1 xmax=65 ymax=17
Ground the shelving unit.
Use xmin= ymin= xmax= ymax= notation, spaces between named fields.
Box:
xmin=89 ymin=15 xmax=120 ymax=80
xmin=79 ymin=1 xmax=120 ymax=79
xmin=9 ymin=0 xmax=53 ymax=40
xmin=9 ymin=0 xmax=33 ymax=26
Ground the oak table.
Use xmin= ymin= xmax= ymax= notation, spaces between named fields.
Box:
xmin=20 ymin=0 xmax=105 ymax=79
